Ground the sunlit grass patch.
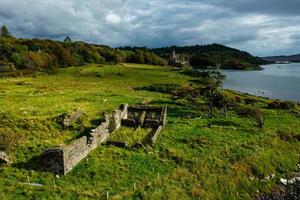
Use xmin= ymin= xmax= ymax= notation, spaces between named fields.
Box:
xmin=108 ymin=127 xmax=152 ymax=146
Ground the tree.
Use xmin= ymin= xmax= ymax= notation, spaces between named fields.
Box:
xmin=237 ymin=107 xmax=265 ymax=129
xmin=64 ymin=36 xmax=72 ymax=43
xmin=0 ymin=25 xmax=12 ymax=38
xmin=194 ymin=66 xmax=226 ymax=117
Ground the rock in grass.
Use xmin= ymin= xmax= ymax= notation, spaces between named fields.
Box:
xmin=0 ymin=151 xmax=11 ymax=165
xmin=257 ymin=180 xmax=300 ymax=200
xmin=61 ymin=109 xmax=85 ymax=127
xmin=280 ymin=178 xmax=288 ymax=185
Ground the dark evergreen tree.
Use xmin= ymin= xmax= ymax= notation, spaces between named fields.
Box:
xmin=64 ymin=36 xmax=72 ymax=43
xmin=0 ymin=25 xmax=12 ymax=38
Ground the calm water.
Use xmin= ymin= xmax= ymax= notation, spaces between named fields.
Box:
xmin=222 ymin=63 xmax=300 ymax=102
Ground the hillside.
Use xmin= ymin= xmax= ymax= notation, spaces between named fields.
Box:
xmin=0 ymin=37 xmax=167 ymax=76
xmin=261 ymin=54 xmax=300 ymax=63
xmin=152 ymin=44 xmax=268 ymax=70
xmin=0 ymin=63 xmax=299 ymax=199
xmin=0 ymin=34 xmax=269 ymax=76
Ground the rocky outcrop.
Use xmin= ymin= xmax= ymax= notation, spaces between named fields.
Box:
xmin=0 ymin=151 xmax=11 ymax=165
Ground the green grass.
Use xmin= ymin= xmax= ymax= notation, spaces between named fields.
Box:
xmin=108 ymin=127 xmax=152 ymax=146
xmin=0 ymin=63 xmax=299 ymax=199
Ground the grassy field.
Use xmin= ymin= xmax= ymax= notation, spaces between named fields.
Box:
xmin=0 ymin=63 xmax=299 ymax=199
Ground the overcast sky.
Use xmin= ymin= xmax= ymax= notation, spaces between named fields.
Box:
xmin=0 ymin=0 xmax=300 ymax=56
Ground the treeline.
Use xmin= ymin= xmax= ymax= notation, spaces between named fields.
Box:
xmin=0 ymin=26 xmax=166 ymax=74
xmin=152 ymin=44 xmax=270 ymax=70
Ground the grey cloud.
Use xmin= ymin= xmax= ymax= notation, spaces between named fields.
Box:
xmin=187 ymin=0 xmax=300 ymax=16
xmin=0 ymin=0 xmax=299 ymax=56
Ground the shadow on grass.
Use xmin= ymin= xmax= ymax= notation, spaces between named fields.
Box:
xmin=12 ymin=155 xmax=41 ymax=171
xmin=150 ymin=99 xmax=201 ymax=119
xmin=208 ymin=119 xmax=242 ymax=128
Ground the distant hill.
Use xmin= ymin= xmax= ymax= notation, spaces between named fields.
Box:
xmin=261 ymin=54 xmax=300 ymax=63
xmin=151 ymin=44 xmax=268 ymax=70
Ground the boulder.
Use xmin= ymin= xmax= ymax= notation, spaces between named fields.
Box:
xmin=0 ymin=151 xmax=11 ymax=165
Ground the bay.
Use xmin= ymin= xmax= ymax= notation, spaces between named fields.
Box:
xmin=222 ymin=63 xmax=300 ymax=102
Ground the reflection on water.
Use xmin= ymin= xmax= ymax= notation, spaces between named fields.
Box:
xmin=222 ymin=63 xmax=300 ymax=102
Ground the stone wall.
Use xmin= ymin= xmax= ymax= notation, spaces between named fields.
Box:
xmin=109 ymin=105 xmax=167 ymax=147
xmin=149 ymin=126 xmax=163 ymax=145
xmin=63 ymin=136 xmax=91 ymax=174
xmin=121 ymin=106 xmax=167 ymax=128
xmin=40 ymin=104 xmax=166 ymax=175
xmin=40 ymin=104 xmax=128 ymax=175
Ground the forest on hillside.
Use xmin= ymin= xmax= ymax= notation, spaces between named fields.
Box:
xmin=152 ymin=44 xmax=270 ymax=70
xmin=0 ymin=26 xmax=166 ymax=76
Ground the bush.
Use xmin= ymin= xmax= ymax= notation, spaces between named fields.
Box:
xmin=268 ymin=100 xmax=296 ymax=110
xmin=0 ymin=131 xmax=21 ymax=151
xmin=18 ymin=51 xmax=58 ymax=73
xmin=237 ymin=107 xmax=265 ymax=129
xmin=0 ymin=64 xmax=15 ymax=72
xmin=277 ymin=131 xmax=300 ymax=142
xmin=235 ymin=96 xmax=242 ymax=103
xmin=137 ymin=83 xmax=181 ymax=94
xmin=244 ymin=98 xmax=258 ymax=105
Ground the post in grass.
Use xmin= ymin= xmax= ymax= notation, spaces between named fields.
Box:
xmin=133 ymin=182 xmax=136 ymax=190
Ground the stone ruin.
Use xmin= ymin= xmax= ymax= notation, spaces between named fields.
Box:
xmin=40 ymin=104 xmax=167 ymax=175
xmin=60 ymin=109 xmax=85 ymax=127
xmin=113 ymin=105 xmax=167 ymax=146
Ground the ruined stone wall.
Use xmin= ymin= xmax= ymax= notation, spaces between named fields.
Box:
xmin=122 ymin=106 xmax=167 ymax=128
xmin=40 ymin=104 xmax=166 ymax=175
xmin=40 ymin=137 xmax=91 ymax=175
xmin=63 ymin=136 xmax=91 ymax=174
xmin=40 ymin=104 xmax=129 ymax=175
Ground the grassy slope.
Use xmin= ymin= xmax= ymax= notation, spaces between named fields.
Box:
xmin=0 ymin=64 xmax=299 ymax=199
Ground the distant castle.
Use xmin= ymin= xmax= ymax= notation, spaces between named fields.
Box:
xmin=170 ymin=50 xmax=189 ymax=65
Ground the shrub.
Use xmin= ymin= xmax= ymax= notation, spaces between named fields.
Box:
xmin=277 ymin=131 xmax=300 ymax=142
xmin=0 ymin=64 xmax=15 ymax=72
xmin=237 ymin=107 xmax=265 ymax=129
xmin=71 ymin=52 xmax=85 ymax=66
xmin=235 ymin=96 xmax=242 ymax=103
xmin=268 ymin=100 xmax=296 ymax=110
xmin=0 ymin=130 xmax=22 ymax=152
xmin=210 ymin=93 xmax=231 ymax=117
xmin=137 ymin=83 xmax=181 ymax=94
xmin=244 ymin=98 xmax=258 ymax=105
xmin=18 ymin=51 xmax=58 ymax=73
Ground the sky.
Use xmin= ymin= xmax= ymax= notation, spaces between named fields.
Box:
xmin=0 ymin=0 xmax=300 ymax=56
